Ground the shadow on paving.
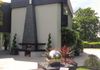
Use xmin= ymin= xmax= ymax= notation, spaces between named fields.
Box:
xmin=0 ymin=50 xmax=10 ymax=55
xmin=0 ymin=50 xmax=45 ymax=63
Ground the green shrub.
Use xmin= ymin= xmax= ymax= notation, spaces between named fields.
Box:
xmin=11 ymin=34 xmax=19 ymax=55
xmin=46 ymin=33 xmax=52 ymax=51
xmin=3 ymin=33 xmax=10 ymax=50
xmin=12 ymin=34 xmax=17 ymax=48
xmin=84 ymin=54 xmax=100 ymax=70
xmin=61 ymin=28 xmax=78 ymax=47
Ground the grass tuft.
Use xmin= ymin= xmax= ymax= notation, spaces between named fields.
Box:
xmin=76 ymin=66 xmax=90 ymax=70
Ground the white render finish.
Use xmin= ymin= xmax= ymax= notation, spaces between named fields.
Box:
xmin=11 ymin=7 xmax=26 ymax=44
xmin=35 ymin=4 xmax=61 ymax=48
xmin=67 ymin=0 xmax=73 ymax=15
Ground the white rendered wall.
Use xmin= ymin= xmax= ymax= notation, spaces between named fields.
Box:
xmin=35 ymin=4 xmax=61 ymax=49
xmin=11 ymin=7 xmax=26 ymax=44
xmin=67 ymin=0 xmax=73 ymax=15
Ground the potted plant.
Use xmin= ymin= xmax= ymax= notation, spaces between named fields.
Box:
xmin=3 ymin=33 xmax=10 ymax=50
xmin=46 ymin=33 xmax=52 ymax=52
xmin=11 ymin=34 xmax=19 ymax=55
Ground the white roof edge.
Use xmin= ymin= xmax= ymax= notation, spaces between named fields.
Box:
xmin=67 ymin=0 xmax=73 ymax=16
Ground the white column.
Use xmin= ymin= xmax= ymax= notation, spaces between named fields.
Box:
xmin=35 ymin=4 xmax=61 ymax=49
xmin=11 ymin=7 xmax=26 ymax=45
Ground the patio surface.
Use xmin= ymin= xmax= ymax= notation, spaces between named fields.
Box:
xmin=0 ymin=48 xmax=100 ymax=70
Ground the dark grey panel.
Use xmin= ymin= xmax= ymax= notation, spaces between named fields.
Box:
xmin=11 ymin=0 xmax=28 ymax=3
xmin=11 ymin=0 xmax=67 ymax=8
xmin=11 ymin=1 xmax=29 ymax=8
xmin=61 ymin=15 xmax=68 ymax=26
xmin=23 ymin=5 xmax=36 ymax=43
xmin=33 ymin=0 xmax=67 ymax=5
xmin=0 ymin=3 xmax=11 ymax=32
xmin=61 ymin=4 xmax=68 ymax=27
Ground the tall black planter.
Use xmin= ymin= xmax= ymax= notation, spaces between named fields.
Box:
xmin=10 ymin=48 xmax=19 ymax=55
xmin=74 ymin=50 xmax=80 ymax=56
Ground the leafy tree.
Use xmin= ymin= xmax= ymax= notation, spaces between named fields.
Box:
xmin=0 ymin=0 xmax=3 ymax=5
xmin=73 ymin=8 xmax=99 ymax=41
xmin=0 ymin=0 xmax=3 ymax=26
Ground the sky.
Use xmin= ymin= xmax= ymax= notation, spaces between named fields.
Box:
xmin=2 ymin=0 xmax=100 ymax=17
xmin=70 ymin=0 xmax=100 ymax=17
xmin=2 ymin=0 xmax=10 ymax=3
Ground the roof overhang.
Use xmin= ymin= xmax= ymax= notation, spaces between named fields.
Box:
xmin=66 ymin=0 xmax=73 ymax=16
xmin=11 ymin=0 xmax=72 ymax=9
xmin=11 ymin=0 xmax=73 ymax=16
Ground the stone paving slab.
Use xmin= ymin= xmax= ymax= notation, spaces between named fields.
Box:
xmin=0 ymin=48 xmax=100 ymax=69
xmin=0 ymin=58 xmax=38 ymax=70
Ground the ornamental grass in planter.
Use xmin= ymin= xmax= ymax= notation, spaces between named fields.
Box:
xmin=84 ymin=54 xmax=100 ymax=70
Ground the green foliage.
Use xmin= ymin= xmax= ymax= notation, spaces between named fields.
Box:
xmin=11 ymin=34 xmax=19 ymax=55
xmin=3 ymin=33 xmax=10 ymax=43
xmin=61 ymin=28 xmax=78 ymax=47
xmin=0 ymin=1 xmax=3 ymax=26
xmin=73 ymin=8 xmax=99 ymax=41
xmin=77 ymin=66 xmax=90 ymax=70
xmin=83 ymin=41 xmax=100 ymax=48
xmin=3 ymin=33 xmax=10 ymax=50
xmin=83 ymin=41 xmax=100 ymax=45
xmin=84 ymin=55 xmax=100 ymax=69
xmin=73 ymin=39 xmax=83 ymax=56
xmin=12 ymin=34 xmax=17 ymax=48
xmin=47 ymin=33 xmax=52 ymax=51
xmin=76 ymin=39 xmax=83 ymax=50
